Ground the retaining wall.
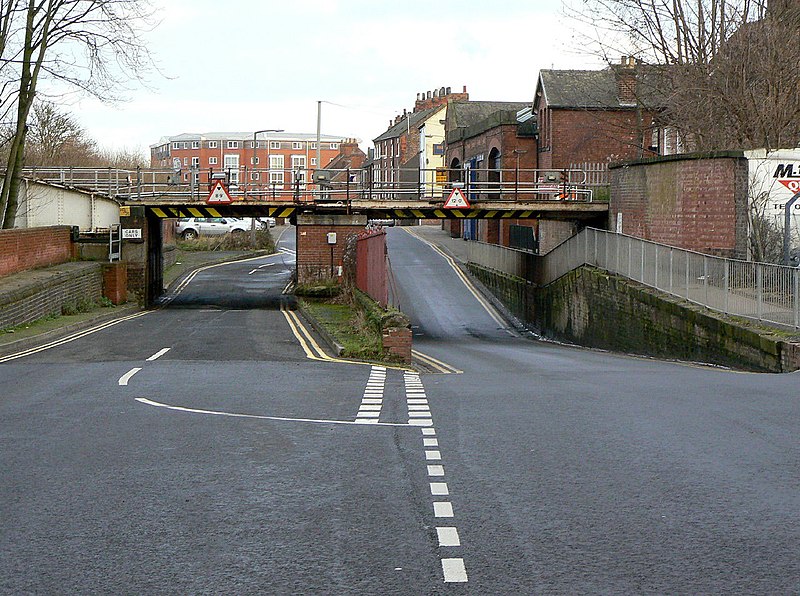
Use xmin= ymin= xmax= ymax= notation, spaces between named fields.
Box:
xmin=468 ymin=263 xmax=800 ymax=372
xmin=0 ymin=226 xmax=75 ymax=278
xmin=0 ymin=262 xmax=103 ymax=330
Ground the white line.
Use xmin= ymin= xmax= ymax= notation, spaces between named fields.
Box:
xmin=425 ymin=450 xmax=442 ymax=460
xmin=361 ymin=399 xmax=383 ymax=404
xmin=433 ymin=502 xmax=454 ymax=518
xmin=421 ymin=428 xmax=437 ymax=436
xmin=118 ymin=368 xmax=142 ymax=386
xmin=135 ymin=397 xmax=412 ymax=427
xmin=409 ymin=419 xmax=434 ymax=426
xmin=441 ymin=558 xmax=468 ymax=583
xmin=427 ymin=465 xmax=445 ymax=476
xmin=358 ymin=405 xmax=382 ymax=411
xmin=408 ymin=405 xmax=430 ymax=411
xmin=258 ymin=263 xmax=276 ymax=269
xmin=146 ymin=347 xmax=171 ymax=361
xmin=430 ymin=482 xmax=449 ymax=496
xmin=436 ymin=527 xmax=461 ymax=547
xmin=423 ymin=438 xmax=439 ymax=447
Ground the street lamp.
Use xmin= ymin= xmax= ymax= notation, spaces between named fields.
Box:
xmin=249 ymin=128 xmax=283 ymax=245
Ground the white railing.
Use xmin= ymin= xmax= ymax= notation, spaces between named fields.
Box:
xmin=466 ymin=241 xmax=529 ymax=278
xmin=468 ymin=228 xmax=800 ymax=330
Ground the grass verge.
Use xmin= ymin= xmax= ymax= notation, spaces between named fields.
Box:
xmin=300 ymin=298 xmax=384 ymax=361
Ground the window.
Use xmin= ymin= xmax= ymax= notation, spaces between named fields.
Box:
xmin=209 ymin=157 xmax=218 ymax=165
xmin=311 ymin=158 xmax=317 ymax=166
xmin=191 ymin=141 xmax=200 ymax=149
xmin=251 ymin=156 xmax=260 ymax=165
xmin=330 ymin=143 xmax=339 ymax=150
xmin=183 ymin=157 xmax=188 ymax=166
xmin=292 ymin=142 xmax=303 ymax=150
xmin=227 ymin=141 xmax=239 ymax=149
xmin=269 ymin=154 xmax=284 ymax=184
xmin=310 ymin=142 xmax=316 ymax=149
xmin=224 ymin=154 xmax=240 ymax=183
xmin=251 ymin=172 xmax=260 ymax=181
xmin=208 ymin=140 xmax=218 ymax=149
xmin=270 ymin=141 xmax=281 ymax=150
xmin=291 ymin=155 xmax=307 ymax=185
xmin=191 ymin=156 xmax=199 ymax=167
xmin=172 ymin=142 xmax=181 ymax=150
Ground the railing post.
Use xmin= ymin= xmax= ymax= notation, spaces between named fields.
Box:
xmin=756 ymin=265 xmax=763 ymax=321
xmin=685 ymin=252 xmax=690 ymax=299
xmin=640 ymin=240 xmax=645 ymax=282
xmin=723 ymin=260 xmax=729 ymax=315
xmin=703 ymin=256 xmax=709 ymax=304
xmin=794 ymin=268 xmax=799 ymax=329
xmin=669 ymin=248 xmax=674 ymax=294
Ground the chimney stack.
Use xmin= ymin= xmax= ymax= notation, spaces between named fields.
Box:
xmin=616 ymin=56 xmax=637 ymax=105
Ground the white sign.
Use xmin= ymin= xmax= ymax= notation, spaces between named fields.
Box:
xmin=746 ymin=149 xmax=800 ymax=238
xmin=444 ymin=187 xmax=471 ymax=209
xmin=122 ymin=228 xmax=142 ymax=239
xmin=207 ymin=180 xmax=233 ymax=204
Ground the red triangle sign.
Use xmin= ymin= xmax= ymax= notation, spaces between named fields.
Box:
xmin=778 ymin=179 xmax=800 ymax=194
xmin=444 ymin=187 xmax=471 ymax=209
xmin=207 ymin=180 xmax=233 ymax=204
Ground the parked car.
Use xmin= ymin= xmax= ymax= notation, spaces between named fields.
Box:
xmin=175 ymin=217 xmax=250 ymax=239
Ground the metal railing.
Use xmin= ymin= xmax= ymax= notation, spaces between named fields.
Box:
xmin=18 ymin=166 xmax=597 ymax=204
xmin=468 ymin=228 xmax=800 ymax=330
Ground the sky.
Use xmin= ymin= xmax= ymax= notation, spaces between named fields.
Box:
xmin=69 ymin=0 xmax=605 ymax=158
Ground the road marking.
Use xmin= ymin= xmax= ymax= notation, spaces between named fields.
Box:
xmin=441 ymin=558 xmax=468 ymax=583
xmin=427 ymin=465 xmax=445 ymax=476
xmin=436 ymin=527 xmax=461 ymax=547
xmin=118 ymin=367 xmax=142 ymax=386
xmin=247 ymin=263 xmax=276 ymax=275
xmin=356 ymin=366 xmax=387 ymax=423
xmin=430 ymin=482 xmax=449 ymax=495
xmin=421 ymin=428 xmax=436 ymax=436
xmin=146 ymin=347 xmax=171 ymax=361
xmin=433 ymin=502 xmax=454 ymax=518
xmin=411 ymin=348 xmax=462 ymax=374
xmin=424 ymin=438 xmax=439 ymax=447
xmin=166 ymin=253 xmax=280 ymax=304
xmin=135 ymin=397 xmax=414 ymax=427
xmin=0 ymin=310 xmax=152 ymax=363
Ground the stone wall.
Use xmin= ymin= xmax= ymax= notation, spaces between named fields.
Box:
xmin=468 ymin=262 xmax=800 ymax=373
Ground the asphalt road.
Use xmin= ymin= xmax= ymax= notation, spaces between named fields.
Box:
xmin=0 ymin=225 xmax=798 ymax=594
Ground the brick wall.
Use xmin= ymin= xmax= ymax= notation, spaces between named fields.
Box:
xmin=0 ymin=262 xmax=102 ymax=329
xmin=296 ymin=215 xmax=368 ymax=284
xmin=609 ymin=153 xmax=749 ymax=258
xmin=381 ymin=326 xmax=412 ymax=363
xmin=545 ymin=109 xmax=657 ymax=169
xmin=356 ymin=230 xmax=388 ymax=307
xmin=0 ymin=226 xmax=74 ymax=278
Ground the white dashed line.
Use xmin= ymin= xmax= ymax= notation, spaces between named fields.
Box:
xmin=118 ymin=367 xmax=142 ymax=386
xmin=405 ymin=371 xmax=467 ymax=584
xmin=355 ymin=366 xmax=386 ymax=423
xmin=442 ymin=558 xmax=468 ymax=583
xmin=146 ymin=347 xmax=171 ymax=361
xmin=436 ymin=527 xmax=461 ymax=547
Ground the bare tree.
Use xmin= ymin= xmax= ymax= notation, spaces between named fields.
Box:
xmin=565 ymin=0 xmax=800 ymax=152
xmin=0 ymin=0 xmax=154 ymax=228
xmin=25 ymin=100 xmax=96 ymax=164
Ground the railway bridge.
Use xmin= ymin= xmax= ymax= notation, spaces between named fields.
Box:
xmin=20 ymin=166 xmax=610 ymax=305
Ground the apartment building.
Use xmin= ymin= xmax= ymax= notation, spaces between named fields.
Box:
xmin=149 ymin=131 xmax=346 ymax=188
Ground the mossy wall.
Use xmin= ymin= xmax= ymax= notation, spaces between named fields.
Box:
xmin=469 ymin=263 xmax=800 ymax=372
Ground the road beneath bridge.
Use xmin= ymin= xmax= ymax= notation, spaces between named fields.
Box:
xmin=1 ymin=226 xmax=798 ymax=593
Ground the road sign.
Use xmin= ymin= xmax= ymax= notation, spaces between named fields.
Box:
xmin=444 ymin=187 xmax=470 ymax=209
xmin=207 ymin=180 xmax=233 ymax=204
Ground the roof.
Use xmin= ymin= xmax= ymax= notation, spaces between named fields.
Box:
xmin=151 ymin=131 xmax=347 ymax=148
xmin=373 ymin=106 xmax=443 ymax=142
xmin=446 ymin=101 xmax=530 ymax=130
xmin=538 ymin=67 xmax=667 ymax=110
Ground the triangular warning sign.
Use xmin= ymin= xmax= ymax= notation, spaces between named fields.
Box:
xmin=444 ymin=187 xmax=471 ymax=209
xmin=207 ymin=180 xmax=233 ymax=204
xmin=778 ymin=179 xmax=800 ymax=194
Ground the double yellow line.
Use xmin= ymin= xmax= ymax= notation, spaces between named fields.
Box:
xmin=412 ymin=349 xmax=462 ymax=374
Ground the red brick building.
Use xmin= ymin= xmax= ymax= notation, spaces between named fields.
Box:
xmin=150 ymin=131 xmax=346 ymax=191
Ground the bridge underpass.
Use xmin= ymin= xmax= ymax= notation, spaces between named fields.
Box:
xmin=19 ymin=165 xmax=610 ymax=306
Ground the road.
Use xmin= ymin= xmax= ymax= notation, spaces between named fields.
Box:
xmin=1 ymin=225 xmax=799 ymax=594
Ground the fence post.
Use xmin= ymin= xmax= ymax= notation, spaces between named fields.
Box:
xmin=703 ymin=256 xmax=708 ymax=304
xmin=640 ymin=240 xmax=645 ymax=282
xmin=685 ymin=252 xmax=690 ymax=299
xmin=669 ymin=248 xmax=674 ymax=294
xmin=654 ymin=245 xmax=659 ymax=289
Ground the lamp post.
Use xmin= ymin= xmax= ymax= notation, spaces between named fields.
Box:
xmin=249 ymin=128 xmax=283 ymax=245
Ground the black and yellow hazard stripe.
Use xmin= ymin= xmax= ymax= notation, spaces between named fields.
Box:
xmin=147 ymin=205 xmax=298 ymax=219
xmin=373 ymin=208 xmax=541 ymax=219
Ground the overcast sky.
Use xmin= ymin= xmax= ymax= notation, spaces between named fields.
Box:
xmin=71 ymin=0 xmax=603 ymax=157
